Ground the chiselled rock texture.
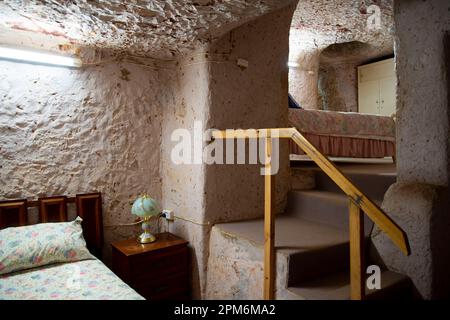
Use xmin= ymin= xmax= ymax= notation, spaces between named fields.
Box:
xmin=0 ymin=0 xmax=295 ymax=300
xmin=290 ymin=0 xmax=394 ymax=51
xmin=372 ymin=0 xmax=450 ymax=299
xmin=0 ymin=59 xmax=172 ymax=262
xmin=4 ymin=0 xmax=449 ymax=302
xmin=0 ymin=0 xmax=293 ymax=59
xmin=318 ymin=61 xmax=358 ymax=112
xmin=206 ymin=226 xmax=265 ymax=299
xmin=161 ymin=49 xmax=211 ymax=299
xmin=205 ymin=5 xmax=292 ymax=224
xmin=372 ymin=182 xmax=450 ymax=299
xmin=288 ymin=48 xmax=320 ymax=110
xmin=317 ymin=41 xmax=376 ymax=112
xmin=161 ymin=4 xmax=295 ymax=298
xmin=206 ymin=226 xmax=297 ymax=300
xmin=394 ymin=0 xmax=450 ymax=186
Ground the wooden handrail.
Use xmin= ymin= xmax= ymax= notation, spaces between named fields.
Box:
xmin=290 ymin=129 xmax=410 ymax=255
xmin=211 ymin=127 xmax=410 ymax=300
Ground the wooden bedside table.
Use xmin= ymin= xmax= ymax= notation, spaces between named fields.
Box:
xmin=111 ymin=232 xmax=190 ymax=300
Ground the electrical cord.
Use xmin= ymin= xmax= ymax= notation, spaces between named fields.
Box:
xmin=104 ymin=220 xmax=142 ymax=227
xmin=103 ymin=213 xmax=161 ymax=227
xmin=160 ymin=212 xmax=210 ymax=226
xmin=105 ymin=212 xmax=210 ymax=227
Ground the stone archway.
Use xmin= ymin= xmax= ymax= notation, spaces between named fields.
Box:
xmin=288 ymin=0 xmax=394 ymax=111
xmin=318 ymin=40 xmax=392 ymax=112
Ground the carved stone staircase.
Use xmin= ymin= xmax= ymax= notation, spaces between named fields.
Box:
xmin=206 ymin=161 xmax=413 ymax=300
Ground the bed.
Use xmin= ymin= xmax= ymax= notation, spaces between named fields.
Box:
xmin=0 ymin=258 xmax=143 ymax=299
xmin=0 ymin=193 xmax=144 ymax=300
xmin=288 ymin=109 xmax=396 ymax=159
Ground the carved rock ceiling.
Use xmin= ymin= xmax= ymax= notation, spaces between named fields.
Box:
xmin=290 ymin=0 xmax=394 ymax=62
xmin=0 ymin=0 xmax=293 ymax=59
xmin=0 ymin=0 xmax=393 ymax=61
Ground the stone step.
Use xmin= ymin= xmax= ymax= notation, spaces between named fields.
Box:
xmin=210 ymin=215 xmax=353 ymax=290
xmin=286 ymin=190 xmax=374 ymax=235
xmin=290 ymin=162 xmax=396 ymax=201
xmin=212 ymin=215 xmax=348 ymax=251
xmin=207 ymin=215 xmax=412 ymax=300
xmin=206 ymin=162 xmax=409 ymax=300
xmin=287 ymin=269 xmax=412 ymax=300
xmin=287 ymin=240 xmax=349 ymax=286
xmin=313 ymin=167 xmax=396 ymax=201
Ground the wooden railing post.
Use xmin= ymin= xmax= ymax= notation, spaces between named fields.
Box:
xmin=349 ymin=199 xmax=365 ymax=300
xmin=264 ymin=134 xmax=275 ymax=300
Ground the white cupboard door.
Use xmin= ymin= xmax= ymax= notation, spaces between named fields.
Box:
xmin=379 ymin=77 xmax=396 ymax=116
xmin=358 ymin=79 xmax=379 ymax=115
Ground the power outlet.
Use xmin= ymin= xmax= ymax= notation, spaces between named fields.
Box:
xmin=162 ymin=209 xmax=174 ymax=221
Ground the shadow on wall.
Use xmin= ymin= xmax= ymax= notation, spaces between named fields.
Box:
xmin=430 ymin=186 xmax=450 ymax=299
xmin=433 ymin=31 xmax=450 ymax=299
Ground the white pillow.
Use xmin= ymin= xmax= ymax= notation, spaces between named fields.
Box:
xmin=0 ymin=217 xmax=94 ymax=275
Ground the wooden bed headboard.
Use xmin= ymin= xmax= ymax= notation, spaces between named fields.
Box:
xmin=0 ymin=192 xmax=104 ymax=258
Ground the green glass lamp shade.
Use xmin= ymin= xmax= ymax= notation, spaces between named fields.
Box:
xmin=131 ymin=195 xmax=160 ymax=244
xmin=131 ymin=196 xmax=159 ymax=218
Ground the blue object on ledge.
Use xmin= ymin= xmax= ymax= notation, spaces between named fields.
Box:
xmin=288 ymin=93 xmax=302 ymax=109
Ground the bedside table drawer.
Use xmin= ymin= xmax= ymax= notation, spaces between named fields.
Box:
xmin=111 ymin=233 xmax=190 ymax=300
xmin=135 ymin=271 xmax=189 ymax=300
xmin=131 ymin=246 xmax=189 ymax=281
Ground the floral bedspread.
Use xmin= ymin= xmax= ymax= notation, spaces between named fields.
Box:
xmin=288 ymin=109 xmax=396 ymax=141
xmin=0 ymin=259 xmax=144 ymax=300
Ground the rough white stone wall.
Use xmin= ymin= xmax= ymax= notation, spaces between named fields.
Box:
xmin=373 ymin=183 xmax=435 ymax=298
xmin=206 ymin=226 xmax=265 ymax=299
xmin=288 ymin=48 xmax=321 ymax=110
xmin=161 ymin=50 xmax=211 ymax=299
xmin=0 ymin=2 xmax=296 ymax=301
xmin=205 ymin=5 xmax=292 ymax=223
xmin=0 ymin=59 xmax=172 ymax=263
xmin=161 ymin=4 xmax=295 ymax=299
xmin=372 ymin=0 xmax=450 ymax=299
xmin=395 ymin=0 xmax=450 ymax=186
xmin=206 ymin=225 xmax=298 ymax=300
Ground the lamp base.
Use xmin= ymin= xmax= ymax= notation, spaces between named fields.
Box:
xmin=138 ymin=232 xmax=156 ymax=244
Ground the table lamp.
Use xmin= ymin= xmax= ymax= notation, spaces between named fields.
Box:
xmin=131 ymin=194 xmax=160 ymax=244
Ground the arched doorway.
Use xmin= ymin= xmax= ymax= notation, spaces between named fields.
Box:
xmin=288 ymin=1 xmax=395 ymax=112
